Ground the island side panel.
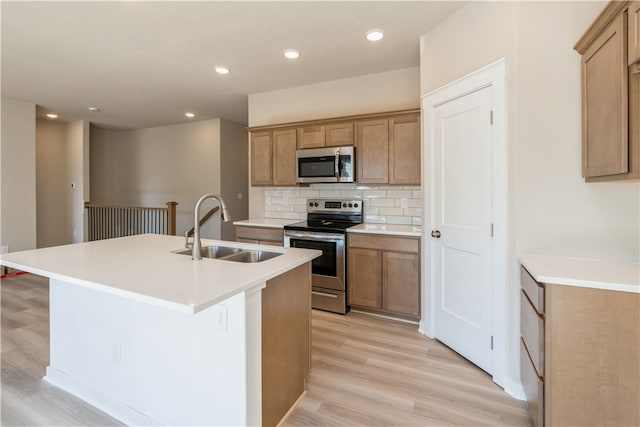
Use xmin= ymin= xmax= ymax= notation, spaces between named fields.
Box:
xmin=46 ymin=278 xmax=258 ymax=426
xmin=262 ymin=262 xmax=312 ymax=427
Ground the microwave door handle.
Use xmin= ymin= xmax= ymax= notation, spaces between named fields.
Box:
xmin=335 ymin=149 xmax=340 ymax=179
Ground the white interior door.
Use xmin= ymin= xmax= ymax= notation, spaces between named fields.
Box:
xmin=431 ymin=85 xmax=494 ymax=374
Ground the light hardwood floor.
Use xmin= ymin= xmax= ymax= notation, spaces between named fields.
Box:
xmin=1 ymin=273 xmax=531 ymax=426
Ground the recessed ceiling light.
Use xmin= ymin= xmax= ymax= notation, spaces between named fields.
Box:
xmin=46 ymin=113 xmax=58 ymax=119
xmin=185 ymin=112 xmax=195 ymax=118
xmin=215 ymin=66 xmax=230 ymax=74
xmin=283 ymin=49 xmax=300 ymax=59
xmin=88 ymin=106 xmax=100 ymax=112
xmin=366 ymin=29 xmax=384 ymax=42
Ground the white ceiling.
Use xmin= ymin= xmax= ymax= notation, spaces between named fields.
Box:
xmin=1 ymin=1 xmax=464 ymax=130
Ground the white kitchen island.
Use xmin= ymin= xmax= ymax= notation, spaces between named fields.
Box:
xmin=0 ymin=234 xmax=320 ymax=426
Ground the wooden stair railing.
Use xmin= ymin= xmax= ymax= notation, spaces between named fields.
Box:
xmin=184 ymin=206 xmax=220 ymax=238
xmin=85 ymin=201 xmax=178 ymax=241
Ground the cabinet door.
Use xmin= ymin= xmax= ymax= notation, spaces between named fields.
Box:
xmin=251 ymin=131 xmax=273 ymax=186
xmin=348 ymin=248 xmax=382 ymax=309
xmin=356 ymin=119 xmax=389 ymax=184
xmin=629 ymin=1 xmax=640 ymax=65
xmin=581 ymin=12 xmax=628 ymax=178
xmin=326 ymin=122 xmax=354 ymax=147
xmin=383 ymin=251 xmax=419 ymax=316
xmin=297 ymin=126 xmax=325 ymax=149
xmin=389 ymin=114 xmax=420 ymax=185
xmin=272 ymin=129 xmax=297 ymax=186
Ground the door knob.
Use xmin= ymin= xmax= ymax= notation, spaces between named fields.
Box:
xmin=431 ymin=230 xmax=441 ymax=238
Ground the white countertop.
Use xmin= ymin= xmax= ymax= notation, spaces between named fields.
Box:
xmin=233 ymin=218 xmax=299 ymax=228
xmin=347 ymin=223 xmax=422 ymax=237
xmin=0 ymin=234 xmax=320 ymax=313
xmin=519 ymin=254 xmax=639 ymax=294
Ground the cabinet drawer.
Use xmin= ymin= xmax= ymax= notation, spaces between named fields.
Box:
xmin=348 ymin=234 xmax=419 ymax=253
xmin=521 ymin=291 xmax=544 ymax=377
xmin=235 ymin=226 xmax=283 ymax=244
xmin=521 ymin=265 xmax=544 ymax=313
xmin=521 ymin=339 xmax=544 ymax=427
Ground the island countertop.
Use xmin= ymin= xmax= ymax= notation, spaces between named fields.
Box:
xmin=0 ymin=234 xmax=320 ymax=313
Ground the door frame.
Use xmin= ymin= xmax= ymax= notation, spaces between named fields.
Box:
xmin=419 ymin=59 xmax=507 ymax=388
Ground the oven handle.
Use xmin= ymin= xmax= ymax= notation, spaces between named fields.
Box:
xmin=284 ymin=231 xmax=345 ymax=242
xmin=312 ymin=290 xmax=338 ymax=298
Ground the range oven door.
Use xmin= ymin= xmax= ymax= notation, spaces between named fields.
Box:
xmin=284 ymin=230 xmax=345 ymax=292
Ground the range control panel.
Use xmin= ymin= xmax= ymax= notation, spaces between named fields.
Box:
xmin=307 ymin=199 xmax=362 ymax=214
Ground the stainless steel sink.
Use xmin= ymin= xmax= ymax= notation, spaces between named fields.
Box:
xmin=219 ymin=249 xmax=282 ymax=263
xmin=173 ymin=245 xmax=283 ymax=263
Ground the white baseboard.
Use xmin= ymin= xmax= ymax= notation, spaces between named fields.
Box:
xmin=504 ymin=377 xmax=526 ymax=401
xmin=44 ymin=366 xmax=160 ymax=426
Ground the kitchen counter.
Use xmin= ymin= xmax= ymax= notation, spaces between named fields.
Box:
xmin=347 ymin=223 xmax=422 ymax=237
xmin=519 ymin=254 xmax=639 ymax=293
xmin=233 ymin=218 xmax=299 ymax=228
xmin=0 ymin=234 xmax=319 ymax=313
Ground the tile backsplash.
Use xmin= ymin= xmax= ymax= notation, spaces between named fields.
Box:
xmin=264 ymin=184 xmax=422 ymax=226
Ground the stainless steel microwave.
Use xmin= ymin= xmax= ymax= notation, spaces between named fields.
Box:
xmin=296 ymin=146 xmax=355 ymax=184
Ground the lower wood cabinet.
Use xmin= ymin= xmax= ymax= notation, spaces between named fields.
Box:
xmin=520 ymin=265 xmax=640 ymax=427
xmin=347 ymin=233 xmax=420 ymax=321
xmin=235 ymin=225 xmax=283 ymax=246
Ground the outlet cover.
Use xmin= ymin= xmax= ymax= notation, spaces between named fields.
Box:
xmin=215 ymin=304 xmax=228 ymax=332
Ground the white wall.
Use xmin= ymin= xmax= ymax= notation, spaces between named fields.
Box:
xmin=220 ymin=120 xmax=249 ymax=240
xmin=36 ymin=120 xmax=68 ymax=247
xmin=35 ymin=119 xmax=89 ymax=248
xmin=420 ymin=0 xmax=639 ymax=396
xmin=247 ymin=67 xmax=421 ymax=219
xmin=1 ymin=97 xmax=36 ymax=252
xmin=91 ymin=119 xmax=247 ymax=240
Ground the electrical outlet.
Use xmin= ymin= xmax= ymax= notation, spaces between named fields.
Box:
xmin=237 ymin=193 xmax=243 ymax=200
xmin=400 ymin=198 xmax=408 ymax=208
xmin=0 ymin=246 xmax=8 ymax=254
xmin=215 ymin=304 xmax=228 ymax=332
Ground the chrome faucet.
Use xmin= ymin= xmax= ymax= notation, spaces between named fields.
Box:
xmin=191 ymin=193 xmax=231 ymax=261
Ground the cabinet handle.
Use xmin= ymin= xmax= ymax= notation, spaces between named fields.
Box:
xmin=633 ymin=63 xmax=640 ymax=75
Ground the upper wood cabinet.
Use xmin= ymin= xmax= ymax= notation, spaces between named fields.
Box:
xmin=250 ymin=129 xmax=297 ymax=186
xmin=297 ymin=123 xmax=354 ymax=149
xmin=250 ymin=131 xmax=273 ymax=186
xmin=272 ymin=129 xmax=297 ymax=186
xmin=248 ymin=109 xmax=420 ymax=186
xmin=629 ymin=1 xmax=640 ymax=65
xmin=296 ymin=126 xmax=325 ymax=149
xmin=389 ymin=114 xmax=421 ymax=185
xmin=326 ymin=122 xmax=354 ymax=147
xmin=575 ymin=1 xmax=640 ymax=182
xmin=356 ymin=119 xmax=389 ymax=184
xmin=581 ymin=12 xmax=628 ymax=178
xmin=356 ymin=114 xmax=421 ymax=185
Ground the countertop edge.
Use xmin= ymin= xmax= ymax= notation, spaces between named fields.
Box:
xmin=346 ymin=226 xmax=421 ymax=237
xmin=232 ymin=219 xmax=297 ymax=229
xmin=519 ymin=254 xmax=640 ymax=294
